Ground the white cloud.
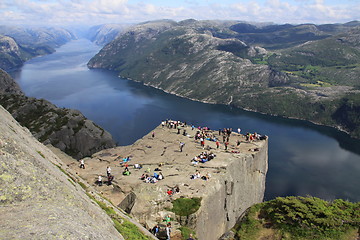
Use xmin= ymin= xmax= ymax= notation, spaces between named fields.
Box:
xmin=0 ymin=0 xmax=358 ymax=26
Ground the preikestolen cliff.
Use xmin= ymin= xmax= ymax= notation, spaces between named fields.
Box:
xmin=1 ymin=18 xmax=360 ymax=240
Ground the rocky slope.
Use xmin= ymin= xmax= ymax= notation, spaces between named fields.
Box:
xmin=86 ymin=23 xmax=130 ymax=45
xmin=0 ymin=25 xmax=76 ymax=71
xmin=0 ymin=105 xmax=124 ymax=239
xmin=0 ymin=69 xmax=116 ymax=159
xmin=88 ymin=19 xmax=360 ymax=138
xmin=65 ymin=123 xmax=268 ymax=239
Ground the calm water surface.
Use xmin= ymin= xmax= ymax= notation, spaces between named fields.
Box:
xmin=12 ymin=39 xmax=360 ymax=202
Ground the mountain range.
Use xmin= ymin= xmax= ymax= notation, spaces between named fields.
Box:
xmin=0 ymin=26 xmax=76 ymax=71
xmin=88 ymin=19 xmax=360 ymax=138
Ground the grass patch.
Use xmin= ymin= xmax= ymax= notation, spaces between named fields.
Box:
xmin=85 ymin=192 xmax=151 ymax=239
xmin=37 ymin=150 xmax=45 ymax=158
xmin=78 ymin=181 xmax=88 ymax=191
xmin=67 ymin=178 xmax=76 ymax=187
xmin=179 ymin=226 xmax=197 ymax=239
xmin=171 ymin=197 xmax=202 ymax=216
xmin=235 ymin=197 xmax=360 ymax=240
xmin=114 ymin=218 xmax=152 ymax=240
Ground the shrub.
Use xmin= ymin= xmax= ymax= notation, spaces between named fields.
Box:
xmin=171 ymin=197 xmax=202 ymax=216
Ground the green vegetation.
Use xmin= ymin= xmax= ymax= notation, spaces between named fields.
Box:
xmin=37 ymin=150 xmax=45 ymax=159
xmin=235 ymin=196 xmax=360 ymax=240
xmin=179 ymin=226 xmax=197 ymax=239
xmin=171 ymin=197 xmax=202 ymax=216
xmin=86 ymin=192 xmax=151 ymax=240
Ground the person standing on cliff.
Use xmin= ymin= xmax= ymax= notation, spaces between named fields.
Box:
xmin=180 ymin=142 xmax=185 ymax=152
xmin=79 ymin=159 xmax=85 ymax=169
xmin=166 ymin=223 xmax=171 ymax=240
xmin=106 ymin=166 xmax=111 ymax=177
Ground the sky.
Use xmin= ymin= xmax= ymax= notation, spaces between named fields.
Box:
xmin=0 ymin=0 xmax=359 ymax=27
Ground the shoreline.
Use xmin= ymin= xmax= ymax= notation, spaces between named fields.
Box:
xmin=119 ymin=74 xmax=356 ymax=140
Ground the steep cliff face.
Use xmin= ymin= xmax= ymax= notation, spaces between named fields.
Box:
xmin=0 ymin=105 xmax=123 ymax=239
xmin=0 ymin=69 xmax=22 ymax=94
xmin=195 ymin=140 xmax=268 ymax=240
xmin=0 ymin=70 xmax=116 ymax=159
xmin=0 ymin=35 xmax=25 ymax=71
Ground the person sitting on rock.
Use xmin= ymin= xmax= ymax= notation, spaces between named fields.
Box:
xmin=122 ymin=169 xmax=131 ymax=176
xmin=151 ymin=177 xmax=158 ymax=183
xmin=134 ymin=163 xmax=142 ymax=169
xmin=173 ymin=185 xmax=180 ymax=193
xmin=191 ymin=170 xmax=201 ymax=179
xmin=97 ymin=175 xmax=102 ymax=186
xmin=167 ymin=189 xmax=173 ymax=196
xmin=158 ymin=172 xmax=164 ymax=180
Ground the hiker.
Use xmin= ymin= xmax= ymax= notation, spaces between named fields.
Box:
xmin=180 ymin=142 xmax=185 ymax=152
xmin=152 ymin=131 xmax=155 ymax=138
xmin=237 ymin=128 xmax=241 ymax=135
xmin=106 ymin=166 xmax=111 ymax=177
xmin=79 ymin=159 xmax=85 ymax=169
xmin=164 ymin=215 xmax=171 ymax=224
xmin=166 ymin=223 xmax=171 ymax=240
xmin=216 ymin=140 xmax=220 ymax=149
xmin=151 ymin=224 xmax=159 ymax=237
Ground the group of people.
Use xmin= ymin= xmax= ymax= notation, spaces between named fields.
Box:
xmin=245 ymin=132 xmax=267 ymax=142
xmin=166 ymin=185 xmax=180 ymax=196
xmin=190 ymin=170 xmax=211 ymax=181
xmin=140 ymin=171 xmax=164 ymax=183
xmin=162 ymin=119 xmax=187 ymax=130
xmin=191 ymin=151 xmax=216 ymax=164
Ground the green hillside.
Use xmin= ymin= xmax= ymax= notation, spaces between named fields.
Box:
xmin=88 ymin=20 xmax=360 ymax=138
xmin=234 ymin=196 xmax=360 ymax=240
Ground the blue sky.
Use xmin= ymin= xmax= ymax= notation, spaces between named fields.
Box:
xmin=0 ymin=0 xmax=359 ymax=26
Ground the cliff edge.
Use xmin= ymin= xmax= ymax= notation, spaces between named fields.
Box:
xmin=64 ymin=122 xmax=268 ymax=239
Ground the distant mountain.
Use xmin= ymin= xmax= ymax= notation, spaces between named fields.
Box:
xmin=86 ymin=23 xmax=131 ymax=45
xmin=0 ymin=26 xmax=76 ymax=71
xmin=230 ymin=22 xmax=360 ymax=49
xmin=88 ymin=19 xmax=360 ymax=138
xmin=0 ymin=69 xmax=116 ymax=159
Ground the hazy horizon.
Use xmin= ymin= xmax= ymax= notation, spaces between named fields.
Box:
xmin=1 ymin=0 xmax=359 ymax=28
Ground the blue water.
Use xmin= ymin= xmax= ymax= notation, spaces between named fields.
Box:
xmin=12 ymin=39 xmax=360 ymax=202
